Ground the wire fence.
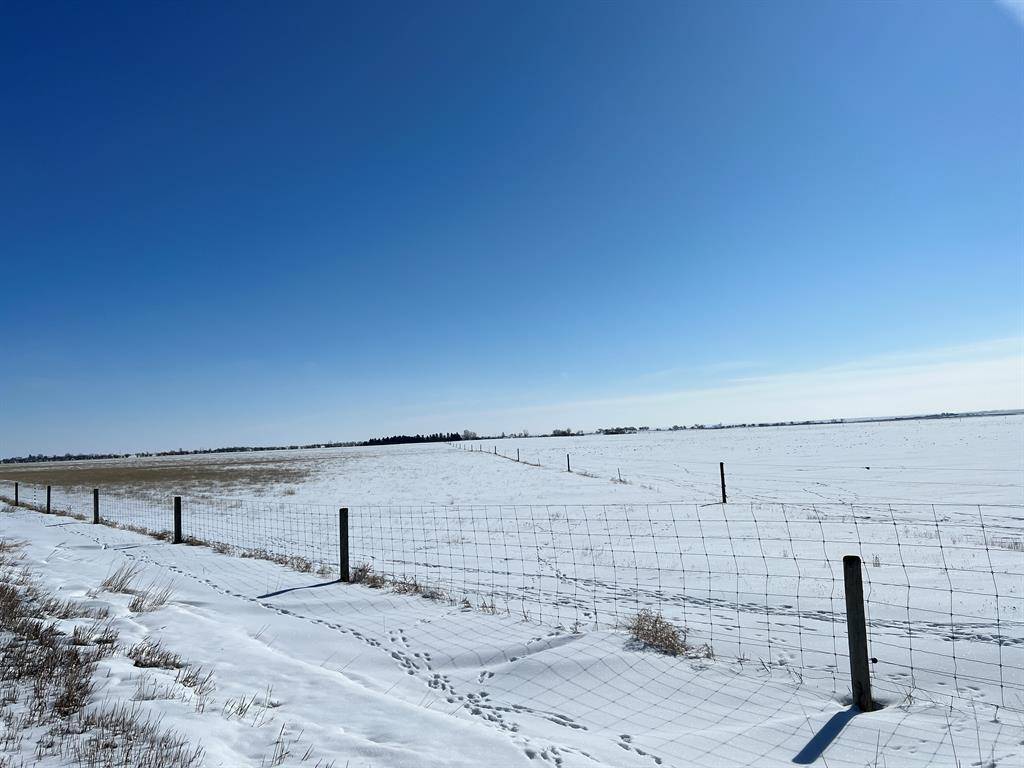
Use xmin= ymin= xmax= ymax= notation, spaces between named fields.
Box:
xmin=2 ymin=480 xmax=1021 ymax=718
xmin=449 ymin=440 xmax=1024 ymax=505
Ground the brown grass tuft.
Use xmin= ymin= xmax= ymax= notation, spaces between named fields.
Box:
xmin=625 ymin=610 xmax=713 ymax=659
xmin=100 ymin=563 xmax=143 ymax=594
xmin=127 ymin=638 xmax=184 ymax=670
xmin=127 ymin=581 xmax=175 ymax=613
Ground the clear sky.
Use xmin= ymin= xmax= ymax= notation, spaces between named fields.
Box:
xmin=1 ymin=1 xmax=1022 ymax=455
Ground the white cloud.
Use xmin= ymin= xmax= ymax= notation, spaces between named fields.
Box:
xmin=994 ymin=0 xmax=1024 ymax=27
xmin=437 ymin=338 xmax=1023 ymax=431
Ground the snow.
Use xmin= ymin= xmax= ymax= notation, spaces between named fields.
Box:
xmin=1 ymin=415 xmax=1021 ymax=765
xmin=8 ymin=414 xmax=1022 ymax=508
xmin=2 ymin=507 xmax=1020 ymax=767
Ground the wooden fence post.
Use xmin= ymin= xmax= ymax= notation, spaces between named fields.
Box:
xmin=566 ymin=454 xmax=571 ymax=472
xmin=13 ymin=482 xmax=18 ymax=506
xmin=339 ymin=507 xmax=350 ymax=582
xmin=173 ymin=497 xmax=182 ymax=544
xmin=46 ymin=485 xmax=51 ymax=513
xmin=92 ymin=488 xmax=99 ymax=524
xmin=720 ymin=462 xmax=727 ymax=504
xmin=516 ymin=449 xmax=520 ymax=462
xmin=843 ymin=555 xmax=875 ymax=712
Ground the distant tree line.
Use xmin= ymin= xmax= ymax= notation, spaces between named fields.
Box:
xmin=1 ymin=430 xmax=475 ymax=464
xmin=363 ymin=432 xmax=464 ymax=446
xmin=2 ymin=410 xmax=1011 ymax=464
xmin=1 ymin=452 xmax=135 ymax=464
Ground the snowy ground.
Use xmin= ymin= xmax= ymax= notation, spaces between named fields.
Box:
xmin=2 ymin=505 xmax=1020 ymax=768
xmin=1 ymin=416 xmax=1021 ymax=765
xmin=2 ymin=415 xmax=1021 ymax=507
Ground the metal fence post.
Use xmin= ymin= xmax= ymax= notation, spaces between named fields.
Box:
xmin=173 ymin=497 xmax=182 ymax=544
xmin=92 ymin=488 xmax=99 ymax=524
xmin=843 ymin=555 xmax=875 ymax=712
xmin=46 ymin=485 xmax=51 ymax=513
xmin=720 ymin=462 xmax=727 ymax=504
xmin=339 ymin=507 xmax=350 ymax=582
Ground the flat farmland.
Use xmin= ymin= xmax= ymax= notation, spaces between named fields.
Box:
xmin=2 ymin=415 xmax=1022 ymax=766
xmin=2 ymin=414 xmax=1021 ymax=507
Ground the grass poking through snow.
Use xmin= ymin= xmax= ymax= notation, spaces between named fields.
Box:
xmin=128 ymin=638 xmax=185 ymax=670
xmin=625 ymin=610 xmax=714 ymax=659
xmin=0 ymin=538 xmax=204 ymax=767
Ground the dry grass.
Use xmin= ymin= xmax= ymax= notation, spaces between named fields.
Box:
xmin=221 ymin=692 xmax=260 ymax=721
xmin=174 ymin=666 xmax=214 ymax=692
xmin=42 ymin=597 xmax=109 ymax=621
xmin=97 ymin=563 xmax=175 ymax=613
xmin=174 ymin=666 xmax=216 ymax=712
xmin=133 ymin=674 xmax=182 ymax=702
xmin=184 ymin=536 xmax=328 ymax=577
xmin=71 ymin=621 xmax=119 ymax=651
xmin=127 ymin=639 xmax=184 ymax=670
xmin=100 ymin=563 xmax=143 ymax=594
xmin=52 ymin=702 xmax=206 ymax=767
xmin=241 ymin=548 xmax=314 ymax=573
xmin=1 ymin=497 xmax=85 ymax=522
xmin=350 ymin=562 xmax=387 ymax=588
xmin=106 ymin=519 xmax=172 ymax=541
xmin=625 ymin=610 xmax=713 ymax=659
xmin=0 ymin=538 xmax=212 ymax=766
xmin=221 ymin=685 xmax=281 ymax=729
xmin=260 ymin=723 xmax=334 ymax=768
xmin=8 ymin=493 xmax=331 ymax=584
xmin=0 ymin=540 xmax=118 ymax=753
xmin=128 ymin=581 xmax=175 ymax=613
xmin=350 ymin=562 xmax=448 ymax=601
xmin=0 ymin=452 xmax=314 ymax=490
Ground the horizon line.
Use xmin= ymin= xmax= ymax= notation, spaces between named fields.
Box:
xmin=3 ymin=407 xmax=1021 ymax=464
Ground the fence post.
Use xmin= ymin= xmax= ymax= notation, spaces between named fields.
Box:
xmin=13 ymin=482 xmax=18 ymax=506
xmin=494 ymin=446 xmax=496 ymax=455
xmin=92 ymin=488 xmax=99 ymax=524
xmin=566 ymin=454 xmax=571 ymax=472
xmin=720 ymin=462 xmax=727 ymax=504
xmin=842 ymin=555 xmax=875 ymax=712
xmin=173 ymin=497 xmax=182 ymax=544
xmin=46 ymin=485 xmax=51 ymax=513
xmin=516 ymin=449 xmax=520 ymax=462
xmin=339 ymin=507 xmax=350 ymax=582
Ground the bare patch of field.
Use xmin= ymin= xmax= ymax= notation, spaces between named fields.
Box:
xmin=0 ymin=451 xmax=318 ymax=493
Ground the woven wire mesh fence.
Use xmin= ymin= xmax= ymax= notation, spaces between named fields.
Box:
xmin=348 ymin=501 xmax=1024 ymax=715
xmin=180 ymin=495 xmax=339 ymax=576
xmin=3 ymin=481 xmax=95 ymax=521
xmin=0 ymin=481 xmax=340 ymax=576
xmin=2 ymin=481 xmax=1021 ymax=716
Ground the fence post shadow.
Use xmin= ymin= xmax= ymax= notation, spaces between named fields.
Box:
xmin=792 ymin=707 xmax=859 ymax=764
xmin=257 ymin=580 xmax=342 ymax=600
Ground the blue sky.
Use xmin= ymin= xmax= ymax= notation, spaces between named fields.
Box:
xmin=1 ymin=1 xmax=1021 ymax=454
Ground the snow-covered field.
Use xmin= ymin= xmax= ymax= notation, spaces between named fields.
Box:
xmin=1 ymin=415 xmax=1021 ymax=766
xmin=3 ymin=414 xmax=1021 ymax=507
xmin=1 ymin=506 xmax=1020 ymax=767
